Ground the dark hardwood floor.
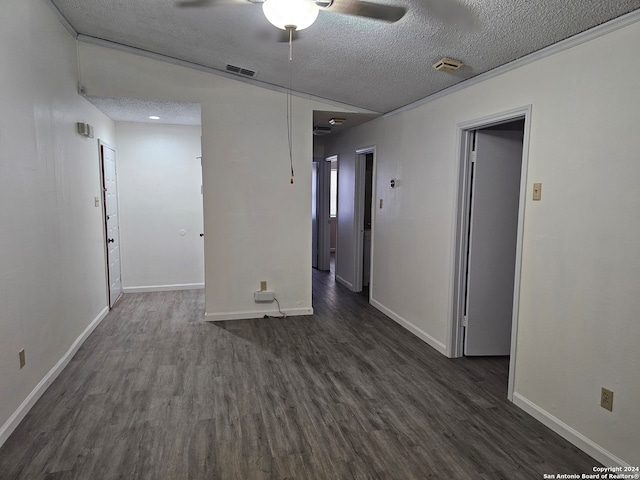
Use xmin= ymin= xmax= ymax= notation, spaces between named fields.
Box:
xmin=0 ymin=268 xmax=597 ymax=479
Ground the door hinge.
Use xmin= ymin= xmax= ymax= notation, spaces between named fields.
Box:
xmin=470 ymin=151 xmax=477 ymax=164
xmin=461 ymin=316 xmax=468 ymax=328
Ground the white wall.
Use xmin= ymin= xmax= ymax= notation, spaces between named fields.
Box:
xmin=325 ymin=17 xmax=640 ymax=465
xmin=0 ymin=0 xmax=115 ymax=444
xmin=116 ymin=123 xmax=204 ymax=291
xmin=201 ymin=93 xmax=316 ymax=319
xmin=76 ymin=41 xmax=365 ymax=320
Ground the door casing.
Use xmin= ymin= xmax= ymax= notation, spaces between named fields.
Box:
xmin=449 ymin=106 xmax=532 ymax=401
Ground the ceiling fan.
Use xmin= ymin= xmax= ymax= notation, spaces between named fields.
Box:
xmin=176 ymin=0 xmax=406 ymax=31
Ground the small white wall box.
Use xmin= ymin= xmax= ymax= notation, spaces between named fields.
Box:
xmin=76 ymin=122 xmax=94 ymax=138
xmin=254 ymin=290 xmax=275 ymax=302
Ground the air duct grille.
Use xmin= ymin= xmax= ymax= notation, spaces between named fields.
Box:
xmin=313 ymin=126 xmax=331 ymax=136
xmin=226 ymin=64 xmax=256 ymax=77
xmin=433 ymin=58 xmax=463 ymax=72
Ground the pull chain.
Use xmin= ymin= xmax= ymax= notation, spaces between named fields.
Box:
xmin=286 ymin=25 xmax=296 ymax=183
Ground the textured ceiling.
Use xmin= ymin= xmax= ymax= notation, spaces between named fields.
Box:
xmin=85 ymin=96 xmax=202 ymax=125
xmin=313 ymin=111 xmax=380 ymax=135
xmin=52 ymin=0 xmax=640 ymax=114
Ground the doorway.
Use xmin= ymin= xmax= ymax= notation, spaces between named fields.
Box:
xmin=353 ymin=147 xmax=376 ymax=295
xmin=99 ymin=141 xmax=123 ymax=308
xmin=329 ymin=157 xmax=338 ymax=273
xmin=451 ymin=106 xmax=532 ymax=400
xmin=362 ymin=153 xmax=374 ymax=288
xmin=312 ymin=157 xmax=331 ymax=271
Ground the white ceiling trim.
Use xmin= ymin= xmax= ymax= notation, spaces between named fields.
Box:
xmin=385 ymin=8 xmax=640 ymax=118
xmin=45 ymin=0 xmax=77 ymax=37
xmin=77 ymin=34 xmax=380 ymax=115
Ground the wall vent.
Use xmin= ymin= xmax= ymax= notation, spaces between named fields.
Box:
xmin=433 ymin=57 xmax=463 ymax=72
xmin=226 ymin=64 xmax=256 ymax=77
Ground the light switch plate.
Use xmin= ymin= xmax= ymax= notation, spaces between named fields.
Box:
xmin=533 ymin=183 xmax=542 ymax=201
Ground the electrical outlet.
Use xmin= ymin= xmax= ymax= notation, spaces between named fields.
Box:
xmin=600 ymin=387 xmax=613 ymax=411
xmin=260 ymin=281 xmax=267 ymax=291
xmin=19 ymin=349 xmax=25 ymax=369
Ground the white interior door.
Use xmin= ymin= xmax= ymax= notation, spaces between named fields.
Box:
xmin=464 ymin=128 xmax=523 ymax=356
xmin=101 ymin=143 xmax=122 ymax=308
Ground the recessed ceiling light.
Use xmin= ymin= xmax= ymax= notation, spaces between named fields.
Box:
xmin=148 ymin=115 xmax=161 ymax=120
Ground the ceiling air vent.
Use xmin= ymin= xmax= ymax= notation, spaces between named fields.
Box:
xmin=313 ymin=126 xmax=332 ymax=136
xmin=226 ymin=64 xmax=256 ymax=78
xmin=433 ymin=58 xmax=463 ymax=72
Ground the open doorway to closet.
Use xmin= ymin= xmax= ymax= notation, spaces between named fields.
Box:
xmin=451 ymin=106 xmax=532 ymax=401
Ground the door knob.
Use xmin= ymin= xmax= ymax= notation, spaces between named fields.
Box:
xmin=108 ymin=238 xmax=115 ymax=243
xmin=199 ymin=233 xmax=204 ymax=237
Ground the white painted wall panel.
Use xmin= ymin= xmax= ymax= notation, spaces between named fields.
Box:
xmin=201 ymin=93 xmax=316 ymax=318
xmin=326 ymin=19 xmax=640 ymax=465
xmin=0 ymin=0 xmax=115 ymax=438
xmin=116 ymin=123 xmax=204 ymax=290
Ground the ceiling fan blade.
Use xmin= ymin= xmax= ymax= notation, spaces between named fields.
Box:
xmin=325 ymin=0 xmax=406 ymax=23
xmin=175 ymin=0 xmax=247 ymax=7
xmin=176 ymin=0 xmax=216 ymax=7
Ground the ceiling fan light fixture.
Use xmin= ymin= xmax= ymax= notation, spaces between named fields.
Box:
xmin=262 ymin=0 xmax=319 ymax=31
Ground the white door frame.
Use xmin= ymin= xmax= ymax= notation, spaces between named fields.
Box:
xmin=354 ymin=146 xmax=376 ymax=296
xmin=449 ymin=106 xmax=532 ymax=401
xmin=312 ymin=160 xmax=319 ymax=269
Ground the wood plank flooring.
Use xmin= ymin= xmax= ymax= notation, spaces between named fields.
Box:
xmin=0 ymin=269 xmax=598 ymax=479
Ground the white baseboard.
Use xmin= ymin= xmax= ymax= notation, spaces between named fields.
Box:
xmin=0 ymin=306 xmax=110 ymax=448
xmin=335 ymin=274 xmax=353 ymax=290
xmin=370 ymin=298 xmax=447 ymax=355
xmin=205 ymin=307 xmax=313 ymax=321
xmin=512 ymin=392 xmax=631 ymax=468
xmin=122 ymin=283 xmax=204 ymax=293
